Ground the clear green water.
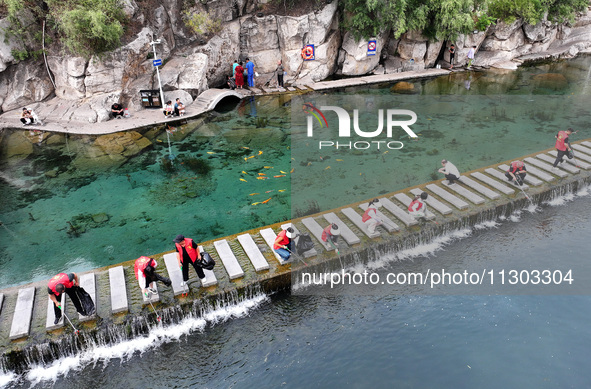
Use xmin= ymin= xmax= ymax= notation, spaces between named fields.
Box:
xmin=2 ymin=57 xmax=591 ymax=288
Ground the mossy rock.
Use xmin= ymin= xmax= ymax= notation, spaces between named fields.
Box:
xmin=390 ymin=81 xmax=415 ymax=93
xmin=92 ymin=213 xmax=110 ymax=223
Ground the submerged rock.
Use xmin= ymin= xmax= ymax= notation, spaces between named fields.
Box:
xmin=532 ymin=73 xmax=568 ymax=90
xmin=390 ymin=81 xmax=415 ymax=93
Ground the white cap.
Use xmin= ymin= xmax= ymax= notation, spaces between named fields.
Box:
xmin=330 ymin=223 xmax=340 ymax=236
xmin=285 ymin=227 xmax=294 ymax=238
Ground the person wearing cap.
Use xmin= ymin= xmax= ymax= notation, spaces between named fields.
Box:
xmin=134 ymin=256 xmax=171 ymax=298
xmin=438 ymin=159 xmax=460 ymax=184
xmin=362 ymin=198 xmax=383 ymax=234
xmin=552 ymin=128 xmax=574 ymax=168
xmin=273 ymin=227 xmax=294 ymax=262
xmin=505 ymin=160 xmax=527 ymax=185
xmin=321 ymin=223 xmax=340 ymax=251
xmin=174 ymin=234 xmax=207 ymax=286
xmin=47 ymin=272 xmax=84 ymax=325
xmin=408 ymin=192 xmax=428 ymax=219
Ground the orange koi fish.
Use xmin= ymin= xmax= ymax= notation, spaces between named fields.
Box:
xmin=242 ymin=171 xmax=248 ymax=175
xmin=325 ymin=166 xmax=331 ymax=170
xmin=251 ymin=202 xmax=261 ymax=205
xmin=258 ymin=150 xmax=263 ymax=155
xmin=257 ymin=177 xmax=268 ymax=180
xmin=274 ymin=175 xmax=286 ymax=178
xmin=265 ymin=190 xmax=274 ymax=193
xmin=258 ymin=173 xmax=266 ymax=176
xmin=249 ymin=193 xmax=259 ymax=196
xmin=264 ymin=166 xmax=273 ymax=169
xmin=290 ymin=168 xmax=295 ymax=173
xmin=239 ymin=178 xmax=247 ymax=182
xmin=278 ymin=189 xmax=287 ymax=192
xmin=261 ymin=197 xmax=272 ymax=204
xmin=280 ymin=170 xmax=287 ymax=174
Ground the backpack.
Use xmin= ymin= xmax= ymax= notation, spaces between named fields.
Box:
xmin=198 ymin=252 xmax=216 ymax=270
xmin=296 ymin=233 xmax=315 ymax=255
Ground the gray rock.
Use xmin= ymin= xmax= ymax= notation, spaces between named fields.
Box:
xmin=491 ymin=19 xmax=524 ymax=40
xmin=195 ymin=19 xmax=240 ymax=87
xmin=425 ymin=40 xmax=443 ymax=67
xmin=243 ymin=15 xmax=280 ymax=51
xmin=121 ymin=0 xmax=139 ymax=18
xmin=47 ymin=56 xmax=88 ymax=100
xmin=164 ymin=89 xmax=193 ymax=106
xmin=293 ymin=29 xmax=341 ymax=82
xmin=523 ymin=21 xmax=547 ymax=42
xmin=482 ymin=28 xmax=525 ymax=51
xmin=0 ymin=18 xmax=25 ymax=72
xmin=340 ymin=30 xmax=389 ymax=76
xmin=0 ymin=60 xmax=54 ymax=112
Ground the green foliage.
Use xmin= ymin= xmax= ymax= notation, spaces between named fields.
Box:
xmin=488 ymin=0 xmax=544 ymax=24
xmin=48 ymin=0 xmax=126 ymax=57
xmin=183 ymin=10 xmax=222 ymax=37
xmin=475 ymin=13 xmax=497 ymax=30
xmin=10 ymin=49 xmax=30 ymax=61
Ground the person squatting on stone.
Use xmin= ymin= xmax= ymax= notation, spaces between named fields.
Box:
xmin=505 ymin=160 xmax=527 ymax=185
xmin=111 ymin=102 xmax=125 ymax=119
xmin=439 ymin=159 xmax=460 ymax=184
xmin=321 ymin=223 xmax=340 ymax=251
xmin=552 ymin=128 xmax=574 ymax=168
xmin=48 ymin=272 xmax=84 ymax=325
xmin=20 ymin=108 xmax=36 ymax=125
xmin=273 ymin=227 xmax=294 ymax=262
xmin=174 ymin=234 xmax=208 ymax=287
xmin=362 ymin=198 xmax=384 ymax=234
xmin=408 ymin=192 xmax=429 ymax=220
xmin=163 ymin=101 xmax=174 ymax=117
xmin=134 ymin=256 xmax=171 ymax=298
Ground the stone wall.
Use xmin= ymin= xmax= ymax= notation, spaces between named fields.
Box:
xmin=1 ymin=1 xmax=591 ymax=122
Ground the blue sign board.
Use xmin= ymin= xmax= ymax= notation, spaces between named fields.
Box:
xmin=367 ymin=40 xmax=377 ymax=56
xmin=153 ymin=59 xmax=163 ymax=67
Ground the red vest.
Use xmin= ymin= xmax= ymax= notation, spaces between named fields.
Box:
xmin=408 ymin=198 xmax=424 ymax=212
xmin=134 ymin=256 xmax=153 ymax=280
xmin=175 ymin=238 xmax=198 ymax=264
xmin=509 ymin=160 xmax=525 ymax=172
xmin=48 ymin=273 xmax=74 ymax=296
xmin=321 ymin=225 xmax=332 ymax=242
xmin=362 ymin=207 xmax=376 ymax=222
xmin=273 ymin=230 xmax=290 ymax=249
xmin=555 ymin=131 xmax=568 ymax=151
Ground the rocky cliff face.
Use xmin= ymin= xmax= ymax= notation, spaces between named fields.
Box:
xmin=1 ymin=1 xmax=591 ymax=124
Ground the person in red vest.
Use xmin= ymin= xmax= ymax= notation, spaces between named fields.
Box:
xmin=174 ymin=234 xmax=207 ymax=287
xmin=47 ymin=272 xmax=84 ymax=325
xmin=552 ymin=128 xmax=574 ymax=168
xmin=273 ymin=227 xmax=294 ymax=262
xmin=134 ymin=256 xmax=171 ymax=298
xmin=362 ymin=198 xmax=383 ymax=234
xmin=321 ymin=223 xmax=340 ymax=245
xmin=408 ymin=192 xmax=428 ymax=220
xmin=505 ymin=160 xmax=527 ymax=185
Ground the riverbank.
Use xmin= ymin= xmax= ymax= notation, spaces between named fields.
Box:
xmin=1 ymin=139 xmax=591 ymax=373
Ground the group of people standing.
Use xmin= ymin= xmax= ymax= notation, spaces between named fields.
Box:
xmin=228 ymin=59 xmax=285 ymax=90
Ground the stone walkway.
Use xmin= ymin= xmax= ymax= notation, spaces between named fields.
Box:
xmin=0 ymin=68 xmax=450 ymax=136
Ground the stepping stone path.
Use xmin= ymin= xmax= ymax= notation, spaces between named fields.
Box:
xmin=536 ymin=154 xmax=580 ymax=173
xmin=426 ymin=184 xmax=469 ymax=210
xmin=79 ymin=273 xmax=97 ymax=321
xmin=471 ymin=172 xmax=516 ymax=194
xmin=323 ymin=213 xmax=361 ymax=245
xmin=237 ymin=234 xmax=270 ymax=271
xmin=109 ymin=266 xmax=128 ymax=314
xmin=10 ymin=287 xmax=35 ymax=339
xmin=341 ymin=207 xmax=380 ymax=238
xmin=282 ymin=223 xmax=317 ymax=258
xmin=410 ymin=188 xmax=453 ymax=215
xmin=496 ymin=166 xmax=541 ymax=186
xmin=392 ymin=193 xmax=436 ymax=219
xmin=46 ymin=293 xmax=65 ymax=331
xmin=359 ymin=203 xmax=399 ymax=232
xmin=163 ymin=253 xmax=187 ymax=296
xmin=380 ymin=198 xmax=417 ymax=226
xmin=301 ymin=217 xmax=335 ymax=251
xmin=213 ymin=240 xmax=245 ymax=280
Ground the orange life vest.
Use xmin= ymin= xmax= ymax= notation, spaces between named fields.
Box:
xmin=555 ymin=131 xmax=568 ymax=151
xmin=134 ymin=256 xmax=153 ymax=280
xmin=273 ymin=230 xmax=290 ymax=250
xmin=408 ymin=198 xmax=424 ymax=212
xmin=362 ymin=207 xmax=376 ymax=222
xmin=48 ymin=273 xmax=74 ymax=296
xmin=175 ymin=238 xmax=198 ymax=264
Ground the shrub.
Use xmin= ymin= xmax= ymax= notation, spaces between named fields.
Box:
xmin=183 ymin=10 xmax=222 ymax=37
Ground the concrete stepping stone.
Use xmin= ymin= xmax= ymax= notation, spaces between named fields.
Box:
xmin=287 ymin=87 xmax=296 ymax=91
xmin=380 ymin=197 xmax=418 ymax=226
xmin=108 ymin=266 xmax=128 ymax=314
xmin=441 ymin=181 xmax=485 ymax=205
xmin=571 ymin=144 xmax=591 ymax=161
xmin=323 ymin=212 xmax=361 ymax=245
xmin=282 ymin=223 xmax=317 ymax=258
xmin=301 ymin=217 xmax=334 ymax=251
xmin=525 ymin=157 xmax=568 ymax=178
xmin=471 ymin=172 xmax=515 ymax=194
xmin=410 ymin=188 xmax=453 ymax=215
xmin=536 ymin=154 xmax=580 ymax=173
xmin=10 ymin=287 xmax=35 ymax=339
xmin=46 ymin=293 xmax=65 ymax=331
xmin=391 ymin=193 xmax=436 ymax=219
xmin=458 ymin=176 xmax=501 ymax=200
xmin=341 ymin=207 xmax=380 ymax=238
xmin=79 ymin=273 xmax=97 ymax=321
xmin=495 ymin=166 xmax=541 ymax=186
xmin=163 ymin=253 xmax=186 ymax=296
xmin=198 ymin=246 xmax=218 ymax=287
xmin=213 ymin=239 xmax=245 ymax=280
xmin=259 ymin=228 xmax=285 ymax=263
xmin=549 ymin=150 xmax=591 ymax=169
xmin=579 ymin=141 xmax=591 ymax=152
xmin=237 ymin=234 xmax=270 ymax=271
xmin=426 ymin=184 xmax=469 ymax=210
xmin=359 ymin=203 xmax=399 ymax=232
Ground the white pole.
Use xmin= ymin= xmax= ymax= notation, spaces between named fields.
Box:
xmin=151 ymin=41 xmax=165 ymax=108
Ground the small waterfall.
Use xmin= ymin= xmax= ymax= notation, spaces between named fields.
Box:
xmin=0 ymin=285 xmax=268 ymax=385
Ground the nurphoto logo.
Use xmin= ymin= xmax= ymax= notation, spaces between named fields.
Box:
xmin=303 ymin=103 xmax=418 ymax=150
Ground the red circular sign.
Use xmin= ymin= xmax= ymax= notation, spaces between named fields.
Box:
xmin=368 ymin=41 xmax=376 ymax=50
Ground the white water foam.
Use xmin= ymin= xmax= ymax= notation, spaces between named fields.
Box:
xmin=544 ymin=192 xmax=575 ymax=207
xmin=473 ymin=220 xmax=499 ymax=230
xmin=0 ymin=372 xmax=16 ymax=388
xmin=22 ymin=294 xmax=268 ymax=386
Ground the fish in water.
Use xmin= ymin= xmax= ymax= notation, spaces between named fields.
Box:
xmin=207 ymin=152 xmax=216 ymax=154
xmin=335 ymin=159 xmax=343 ymax=162
xmin=264 ymin=166 xmax=273 ymax=169
xmin=257 ymin=177 xmax=269 ymax=180
xmin=240 ymin=178 xmax=247 ymax=182
xmin=278 ymin=189 xmax=287 ymax=192
xmin=265 ymin=190 xmax=274 ymax=193
xmin=258 ymin=173 xmax=267 ymax=176
xmin=280 ymin=170 xmax=288 ymax=174
xmin=251 ymin=202 xmax=261 ymax=205
xmin=290 ymin=168 xmax=295 ymax=173
xmin=249 ymin=193 xmax=259 ymax=196
xmin=274 ymin=175 xmax=286 ymax=178
xmin=258 ymin=150 xmax=263 ymax=155
xmin=242 ymin=171 xmax=248 ymax=175
xmin=325 ymin=166 xmax=331 ymax=170
xmin=242 ymin=146 xmax=250 ymax=149
xmin=261 ymin=197 xmax=272 ymax=204
xmin=307 ymin=162 xmax=312 ymax=166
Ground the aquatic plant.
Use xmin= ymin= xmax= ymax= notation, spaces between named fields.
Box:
xmin=179 ymin=155 xmax=212 ymax=175
xmin=160 ymin=157 xmax=176 ymax=173
xmin=294 ymin=200 xmax=320 ymax=218
xmin=255 ymin=117 xmax=268 ymax=128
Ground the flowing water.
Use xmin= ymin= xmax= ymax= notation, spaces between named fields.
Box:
xmin=1 ymin=186 xmax=590 ymax=388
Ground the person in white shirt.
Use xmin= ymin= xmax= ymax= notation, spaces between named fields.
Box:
xmin=408 ymin=192 xmax=428 ymax=220
xmin=467 ymin=45 xmax=476 ymax=68
xmin=362 ymin=198 xmax=383 ymax=234
xmin=438 ymin=159 xmax=460 ymax=185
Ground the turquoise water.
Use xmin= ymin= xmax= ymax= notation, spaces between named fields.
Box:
xmin=2 ymin=57 xmax=591 ymax=288
xmin=5 ymin=185 xmax=590 ymax=388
